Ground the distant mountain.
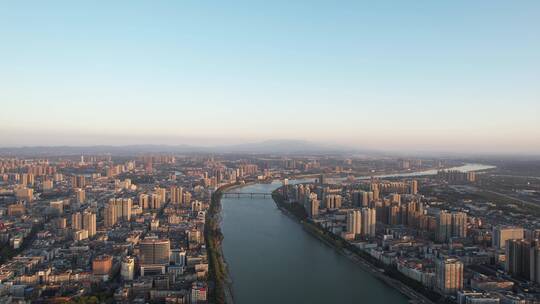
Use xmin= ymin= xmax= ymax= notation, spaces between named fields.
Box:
xmin=213 ymin=140 xmax=355 ymax=154
xmin=0 ymin=140 xmax=362 ymax=156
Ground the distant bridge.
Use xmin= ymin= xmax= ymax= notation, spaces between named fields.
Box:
xmin=222 ymin=192 xmax=273 ymax=199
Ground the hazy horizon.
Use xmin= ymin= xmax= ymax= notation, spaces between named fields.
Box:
xmin=1 ymin=1 xmax=539 ymax=154
xmin=1 ymin=137 xmax=539 ymax=157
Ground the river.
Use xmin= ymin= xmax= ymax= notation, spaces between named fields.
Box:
xmin=221 ymin=180 xmax=408 ymax=304
xmin=220 ymin=163 xmax=494 ymax=303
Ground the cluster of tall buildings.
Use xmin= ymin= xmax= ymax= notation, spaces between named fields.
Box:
xmin=324 ymin=194 xmax=342 ymax=209
xmin=278 ymin=172 xmax=540 ymax=303
xmin=493 ymin=226 xmax=524 ymax=249
xmin=437 ymin=170 xmax=476 ymax=183
xmin=346 ymin=208 xmax=376 ymax=238
xmin=104 ymin=198 xmax=132 ymax=227
xmin=70 ymin=210 xmax=96 ymax=240
xmin=506 ymin=239 xmax=537 ymax=281
xmin=1 ymin=153 xmax=273 ymax=303
xmin=437 ymin=211 xmax=467 ymax=243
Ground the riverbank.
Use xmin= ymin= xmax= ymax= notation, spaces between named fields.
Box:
xmin=288 ymin=167 xmax=438 ymax=180
xmin=205 ymin=183 xmax=237 ymax=304
xmin=205 ymin=180 xmax=266 ymax=304
xmin=220 ymin=180 xmax=412 ymax=303
xmin=289 ymin=162 xmax=495 ymax=182
xmin=271 ymin=190 xmax=437 ymax=304
xmin=214 ymin=164 xmax=493 ymax=303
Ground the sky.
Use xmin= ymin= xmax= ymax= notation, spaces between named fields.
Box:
xmin=1 ymin=1 xmax=539 ymax=154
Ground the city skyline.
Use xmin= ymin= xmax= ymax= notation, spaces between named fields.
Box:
xmin=2 ymin=2 xmax=540 ymax=303
xmin=1 ymin=1 xmax=539 ymax=154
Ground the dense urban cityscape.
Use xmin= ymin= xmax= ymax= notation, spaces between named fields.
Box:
xmin=0 ymin=151 xmax=538 ymax=303
xmin=2 ymin=1 xmax=539 ymax=303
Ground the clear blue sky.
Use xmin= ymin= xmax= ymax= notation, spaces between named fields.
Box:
xmin=1 ymin=1 xmax=539 ymax=153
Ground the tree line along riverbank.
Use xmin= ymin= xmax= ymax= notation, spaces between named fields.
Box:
xmin=204 ymin=183 xmax=237 ymax=304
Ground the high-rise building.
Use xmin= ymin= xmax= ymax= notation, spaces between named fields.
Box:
xmin=505 ymin=239 xmax=532 ymax=280
xmin=121 ymin=198 xmax=132 ymax=221
xmin=389 ymin=204 xmax=400 ymax=226
xmin=183 ymin=191 xmax=192 ymax=205
xmin=452 ymin=212 xmax=467 ymax=239
xmin=492 ymin=226 xmax=524 ymax=249
xmin=139 ymin=238 xmax=171 ymax=265
xmin=42 ymin=179 xmax=53 ymax=191
xmin=352 ymin=191 xmax=369 ymax=207
xmin=361 ymin=207 xmax=376 ymax=237
xmin=347 ymin=208 xmax=376 ymax=238
xmin=308 ymin=197 xmax=320 ymax=218
xmin=75 ymin=188 xmax=85 ymax=203
xmin=139 ymin=193 xmax=149 ymax=209
xmin=437 ymin=211 xmax=467 ymax=242
xmin=121 ymin=256 xmax=135 ymax=281
xmin=410 ymin=180 xmax=418 ymax=195
xmin=169 ymin=185 xmax=177 ymax=203
xmin=83 ymin=211 xmax=96 ymax=237
xmin=169 ymin=185 xmax=183 ymax=204
xmin=20 ymin=173 xmax=35 ymax=187
xmin=436 ymin=258 xmax=463 ymax=295
xmin=361 ymin=191 xmax=369 ymax=206
xmin=104 ymin=203 xmax=117 ymax=228
xmin=20 ymin=173 xmax=28 ymax=186
xmin=505 ymin=239 xmax=540 ymax=283
xmin=346 ymin=210 xmax=361 ymax=236
xmin=404 ymin=201 xmax=423 ymax=228
xmin=71 ymin=212 xmax=82 ymax=230
xmin=325 ymin=194 xmax=342 ymax=209
xmin=530 ymin=243 xmax=540 ymax=284
xmin=106 ymin=198 xmax=132 ymax=222
xmin=371 ymin=183 xmax=380 ymax=201
xmin=155 ymin=187 xmax=167 ymax=204
xmin=303 ymin=192 xmax=318 ymax=218
xmin=367 ymin=191 xmax=374 ymax=204
xmin=150 ymin=193 xmax=162 ymax=209
xmin=437 ymin=211 xmax=453 ymax=242
xmin=72 ymin=175 xmax=86 ymax=189
xmin=57 ymin=217 xmax=67 ymax=229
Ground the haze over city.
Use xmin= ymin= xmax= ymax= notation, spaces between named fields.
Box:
xmin=1 ymin=1 xmax=539 ymax=154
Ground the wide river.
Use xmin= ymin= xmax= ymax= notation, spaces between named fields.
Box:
xmin=221 ymin=163 xmax=494 ymax=304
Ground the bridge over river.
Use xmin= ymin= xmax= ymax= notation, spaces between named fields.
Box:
xmin=221 ymin=192 xmax=273 ymax=199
